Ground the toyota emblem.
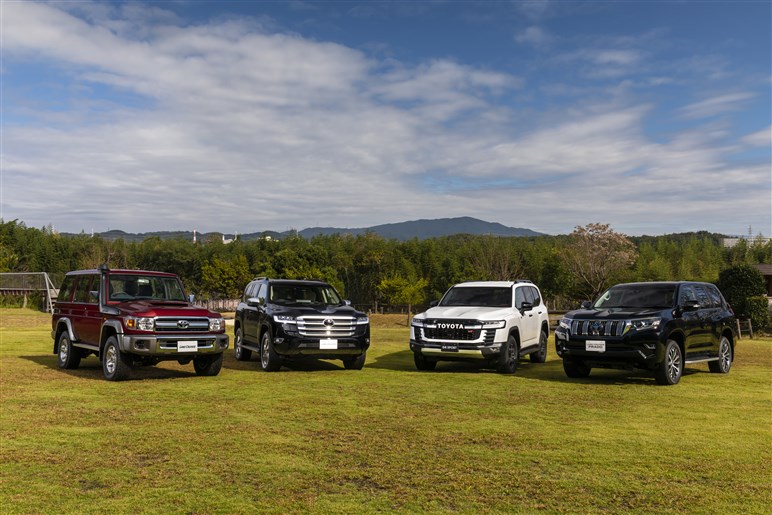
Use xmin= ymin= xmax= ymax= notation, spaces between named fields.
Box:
xmin=178 ymin=320 xmax=190 ymax=329
xmin=323 ymin=318 xmax=335 ymax=327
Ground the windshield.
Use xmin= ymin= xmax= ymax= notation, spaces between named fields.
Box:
xmin=108 ymin=274 xmax=186 ymax=302
xmin=594 ymin=284 xmax=676 ymax=309
xmin=439 ymin=286 xmax=512 ymax=308
xmin=269 ymin=283 xmax=342 ymax=306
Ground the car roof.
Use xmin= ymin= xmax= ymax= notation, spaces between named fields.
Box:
xmin=609 ymin=281 xmax=710 ymax=288
xmin=258 ymin=278 xmax=329 ymax=285
xmin=66 ymin=269 xmax=178 ymax=277
xmin=453 ymin=281 xmax=527 ymax=288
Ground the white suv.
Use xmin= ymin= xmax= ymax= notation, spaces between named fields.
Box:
xmin=409 ymin=281 xmax=550 ymax=373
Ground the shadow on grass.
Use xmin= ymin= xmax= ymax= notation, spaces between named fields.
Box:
xmin=367 ymin=349 xmax=702 ymax=385
xmin=221 ymin=351 xmax=346 ymax=373
xmin=22 ymin=354 xmax=198 ymax=381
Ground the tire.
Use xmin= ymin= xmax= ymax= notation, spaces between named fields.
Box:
xmin=343 ymin=351 xmax=366 ymax=370
xmin=655 ymin=339 xmax=683 ymax=385
xmin=497 ymin=334 xmax=519 ymax=374
xmin=234 ymin=326 xmax=252 ymax=361
xmin=414 ymin=352 xmax=437 ymax=371
xmin=259 ymin=331 xmax=282 ymax=372
xmin=563 ymin=357 xmax=591 ymax=378
xmin=193 ymin=353 xmax=223 ymax=376
xmin=57 ymin=332 xmax=81 ymax=370
xmin=708 ymin=336 xmax=732 ymax=374
xmin=530 ymin=330 xmax=548 ymax=363
xmin=102 ymin=336 xmax=131 ymax=381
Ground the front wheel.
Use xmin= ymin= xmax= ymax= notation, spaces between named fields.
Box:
xmin=234 ymin=327 xmax=252 ymax=361
xmin=193 ymin=353 xmax=223 ymax=376
xmin=497 ymin=335 xmax=519 ymax=374
xmin=530 ymin=331 xmax=548 ymax=363
xmin=708 ymin=336 xmax=732 ymax=374
xmin=260 ymin=331 xmax=282 ymax=372
xmin=102 ymin=336 xmax=131 ymax=381
xmin=57 ymin=333 xmax=81 ymax=370
xmin=655 ymin=340 xmax=683 ymax=385
xmin=563 ymin=357 xmax=591 ymax=378
xmin=414 ymin=352 xmax=437 ymax=371
xmin=343 ymin=352 xmax=366 ymax=370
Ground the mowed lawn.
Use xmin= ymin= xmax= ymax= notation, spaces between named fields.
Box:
xmin=1 ymin=309 xmax=770 ymax=514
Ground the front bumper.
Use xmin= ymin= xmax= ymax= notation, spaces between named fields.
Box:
xmin=554 ymin=327 xmax=661 ymax=369
xmin=273 ymin=326 xmax=370 ymax=358
xmin=119 ymin=333 xmax=229 ymax=356
xmin=409 ymin=340 xmax=502 ymax=360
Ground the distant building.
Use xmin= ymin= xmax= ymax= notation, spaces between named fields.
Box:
xmin=753 ymin=264 xmax=772 ymax=297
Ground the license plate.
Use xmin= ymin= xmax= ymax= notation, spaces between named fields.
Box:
xmin=320 ymin=338 xmax=338 ymax=350
xmin=586 ymin=340 xmax=606 ymax=352
xmin=177 ymin=340 xmax=198 ymax=352
xmin=441 ymin=344 xmax=459 ymax=352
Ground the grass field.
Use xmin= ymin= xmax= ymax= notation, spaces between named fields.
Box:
xmin=1 ymin=309 xmax=770 ymax=514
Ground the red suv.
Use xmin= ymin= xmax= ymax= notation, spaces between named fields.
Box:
xmin=52 ymin=265 xmax=228 ymax=381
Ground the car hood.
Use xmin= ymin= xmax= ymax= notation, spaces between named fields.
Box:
xmin=419 ymin=306 xmax=512 ymax=320
xmin=564 ymin=308 xmax=668 ymax=320
xmin=116 ymin=300 xmax=219 ymax=318
xmin=273 ymin=305 xmax=365 ymax=318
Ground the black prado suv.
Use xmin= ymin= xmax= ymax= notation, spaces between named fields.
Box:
xmin=233 ymin=278 xmax=370 ymax=371
xmin=554 ymin=281 xmax=737 ymax=385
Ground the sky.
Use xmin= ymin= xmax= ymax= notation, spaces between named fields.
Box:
xmin=1 ymin=0 xmax=771 ymax=237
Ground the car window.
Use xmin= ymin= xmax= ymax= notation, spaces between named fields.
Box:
xmin=73 ymin=275 xmax=98 ymax=304
xmin=706 ymin=285 xmax=724 ymax=308
xmin=441 ymin=286 xmax=512 ymax=308
xmin=678 ymin=284 xmax=697 ymax=305
xmin=256 ymin=283 xmax=267 ymax=304
xmin=270 ymin=283 xmax=342 ymax=306
xmin=108 ymin=274 xmax=186 ymax=302
xmin=515 ymin=287 xmax=526 ymax=309
xmin=57 ymin=276 xmax=76 ymax=302
xmin=694 ymin=285 xmax=712 ymax=308
xmin=595 ymin=284 xmax=676 ymax=309
xmin=528 ymin=286 xmax=541 ymax=306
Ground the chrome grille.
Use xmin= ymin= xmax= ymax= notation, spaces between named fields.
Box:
xmin=570 ymin=319 xmax=626 ymax=337
xmin=421 ymin=320 xmax=483 ymax=341
xmin=297 ymin=316 xmax=357 ymax=338
xmin=155 ymin=317 xmax=210 ymax=332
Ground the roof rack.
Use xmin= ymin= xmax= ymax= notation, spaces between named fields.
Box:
xmin=513 ymin=279 xmax=533 ymax=284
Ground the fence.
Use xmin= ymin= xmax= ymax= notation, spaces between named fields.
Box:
xmin=0 ymin=272 xmax=58 ymax=312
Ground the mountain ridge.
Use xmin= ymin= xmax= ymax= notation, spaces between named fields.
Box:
xmin=62 ymin=217 xmax=544 ymax=242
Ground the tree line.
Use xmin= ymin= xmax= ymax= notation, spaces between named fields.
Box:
xmin=1 ymin=219 xmax=770 ymax=313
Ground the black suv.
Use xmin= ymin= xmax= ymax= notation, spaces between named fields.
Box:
xmin=554 ymin=281 xmax=736 ymax=385
xmin=233 ymin=278 xmax=370 ymax=371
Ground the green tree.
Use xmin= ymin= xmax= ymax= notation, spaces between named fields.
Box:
xmin=717 ymin=264 xmax=769 ymax=330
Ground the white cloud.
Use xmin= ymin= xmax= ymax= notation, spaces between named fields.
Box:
xmin=679 ymin=92 xmax=755 ymax=119
xmin=515 ymin=26 xmax=552 ymax=47
xmin=742 ymin=126 xmax=772 ymax=147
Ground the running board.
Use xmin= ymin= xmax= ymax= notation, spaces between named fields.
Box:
xmin=240 ymin=343 xmax=261 ymax=353
xmin=73 ymin=342 xmax=100 ymax=352
xmin=685 ymin=357 xmax=719 ymax=364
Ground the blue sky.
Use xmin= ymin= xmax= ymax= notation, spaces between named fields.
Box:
xmin=2 ymin=0 xmax=770 ymax=236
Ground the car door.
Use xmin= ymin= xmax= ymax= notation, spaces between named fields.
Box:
xmin=242 ymin=282 xmax=261 ymax=344
xmin=695 ymin=284 xmax=720 ymax=353
xmin=516 ymin=286 xmax=540 ymax=346
xmin=678 ymin=284 xmax=706 ymax=355
xmin=72 ymin=274 xmax=102 ymax=345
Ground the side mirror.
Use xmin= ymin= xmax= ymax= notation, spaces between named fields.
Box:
xmin=343 ymin=300 xmax=352 ymax=306
xmin=247 ymin=297 xmax=261 ymax=307
xmin=429 ymin=300 xmax=439 ymax=307
xmin=580 ymin=300 xmax=592 ymax=309
xmin=519 ymin=301 xmax=533 ymax=312
xmin=681 ymin=300 xmax=700 ymax=311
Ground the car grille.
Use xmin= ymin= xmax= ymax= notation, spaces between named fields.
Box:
xmin=155 ymin=317 xmax=210 ymax=332
xmin=421 ymin=319 xmax=484 ymax=341
xmin=570 ymin=319 xmax=626 ymax=337
xmin=297 ymin=316 xmax=357 ymax=338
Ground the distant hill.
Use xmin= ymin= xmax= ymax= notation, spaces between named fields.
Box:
xmin=63 ymin=217 xmax=544 ymax=242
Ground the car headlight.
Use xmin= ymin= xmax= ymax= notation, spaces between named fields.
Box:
xmin=411 ymin=318 xmax=425 ymax=328
xmin=125 ymin=316 xmax=154 ymax=331
xmin=625 ymin=317 xmax=661 ymax=333
xmin=273 ymin=315 xmax=296 ymax=324
xmin=356 ymin=316 xmax=369 ymax=325
xmin=559 ymin=318 xmax=573 ymax=330
xmin=481 ymin=320 xmax=506 ymax=329
xmin=209 ymin=318 xmax=225 ymax=332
